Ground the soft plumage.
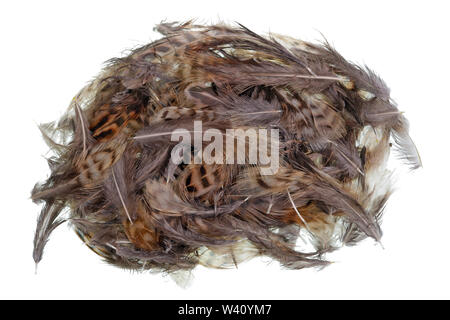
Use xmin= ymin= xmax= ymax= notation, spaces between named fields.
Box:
xmin=31 ymin=21 xmax=420 ymax=274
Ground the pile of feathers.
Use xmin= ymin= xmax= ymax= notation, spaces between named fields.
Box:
xmin=32 ymin=21 xmax=420 ymax=273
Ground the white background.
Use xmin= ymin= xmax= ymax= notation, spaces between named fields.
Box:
xmin=1 ymin=0 xmax=449 ymax=299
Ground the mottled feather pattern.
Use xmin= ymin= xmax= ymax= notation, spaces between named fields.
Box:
xmin=31 ymin=21 xmax=420 ymax=275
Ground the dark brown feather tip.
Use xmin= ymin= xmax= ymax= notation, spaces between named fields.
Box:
xmin=31 ymin=21 xmax=420 ymax=274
